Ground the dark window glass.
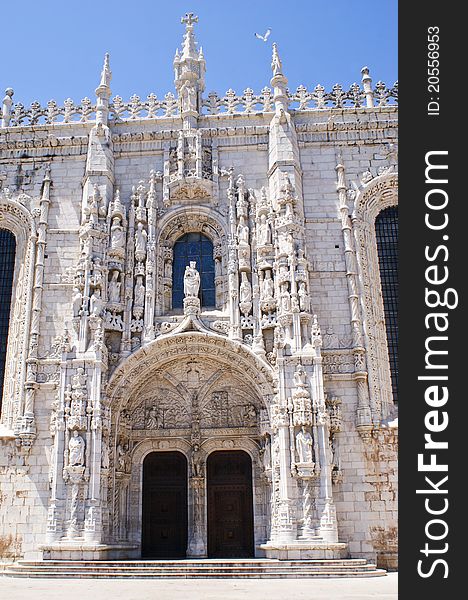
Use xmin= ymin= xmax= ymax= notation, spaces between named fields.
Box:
xmin=375 ymin=207 xmax=398 ymax=403
xmin=0 ymin=229 xmax=16 ymax=413
xmin=172 ymin=233 xmax=215 ymax=309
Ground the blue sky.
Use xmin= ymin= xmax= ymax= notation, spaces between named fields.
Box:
xmin=1 ymin=1 xmax=397 ymax=107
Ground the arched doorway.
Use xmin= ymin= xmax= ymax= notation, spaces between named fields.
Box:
xmin=207 ymin=451 xmax=254 ymax=558
xmin=141 ymin=451 xmax=188 ymax=558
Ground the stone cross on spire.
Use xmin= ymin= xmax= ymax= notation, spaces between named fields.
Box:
xmin=181 ymin=12 xmax=198 ymax=27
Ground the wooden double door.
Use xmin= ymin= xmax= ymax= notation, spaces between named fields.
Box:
xmin=207 ymin=451 xmax=254 ymax=558
xmin=142 ymin=451 xmax=188 ymax=558
xmin=141 ymin=450 xmax=254 ymax=559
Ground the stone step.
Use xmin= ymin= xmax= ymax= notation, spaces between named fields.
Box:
xmin=3 ymin=559 xmax=386 ymax=579
xmin=14 ymin=558 xmax=370 ymax=567
xmin=3 ymin=570 xmax=387 ymax=579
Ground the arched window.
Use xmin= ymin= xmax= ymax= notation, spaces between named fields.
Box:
xmin=375 ymin=207 xmax=398 ymax=403
xmin=172 ymin=232 xmax=215 ymax=309
xmin=0 ymin=229 xmax=16 ymax=413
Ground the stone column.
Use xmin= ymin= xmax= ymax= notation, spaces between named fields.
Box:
xmin=187 ymin=476 xmax=206 ymax=557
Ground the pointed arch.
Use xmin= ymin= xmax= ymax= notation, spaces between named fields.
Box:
xmin=0 ymin=196 xmax=36 ymax=429
xmin=352 ymin=172 xmax=398 ymax=420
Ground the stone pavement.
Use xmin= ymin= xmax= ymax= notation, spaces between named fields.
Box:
xmin=1 ymin=573 xmax=397 ymax=600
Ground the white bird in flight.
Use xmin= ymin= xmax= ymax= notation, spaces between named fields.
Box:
xmin=254 ymin=28 xmax=271 ymax=42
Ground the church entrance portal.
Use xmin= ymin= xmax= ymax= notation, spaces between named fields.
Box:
xmin=207 ymin=451 xmax=254 ymax=558
xmin=142 ymin=451 xmax=188 ymax=558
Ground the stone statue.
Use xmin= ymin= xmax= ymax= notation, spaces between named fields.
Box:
xmin=262 ymin=436 xmax=271 ymax=471
xmin=237 ymin=216 xmax=249 ymax=245
xmin=90 ymin=289 xmax=103 ymax=316
xmin=298 ymin=282 xmax=310 ymax=312
xmin=134 ymin=275 xmax=145 ymax=307
xmin=72 ymin=287 xmax=82 ymax=317
xmin=101 ymin=440 xmax=110 ymax=469
xmin=280 ymin=283 xmax=291 ymax=313
xmin=294 ymin=365 xmax=307 ymax=387
xmin=242 ymin=404 xmax=257 ymax=426
xmin=239 ymin=272 xmax=252 ymax=304
xmin=134 ymin=223 xmax=147 ymax=259
xmin=110 ymin=216 xmax=125 ymax=250
xmin=117 ymin=443 xmax=130 ymax=472
xmin=258 ymin=214 xmax=271 ymax=245
xmin=261 ymin=270 xmax=274 ymax=299
xmin=278 ymin=232 xmax=294 ymax=256
xmin=146 ymin=404 xmax=162 ymax=429
xmin=190 ymin=443 xmax=203 ymax=477
xmin=214 ymin=257 xmax=222 ymax=278
xmin=68 ymin=431 xmax=85 ymax=467
xmin=108 ymin=270 xmax=121 ymax=303
xmin=296 ymin=426 xmax=313 ymax=463
xmin=184 ymin=261 xmax=200 ymax=298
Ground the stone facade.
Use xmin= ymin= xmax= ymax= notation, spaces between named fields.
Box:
xmin=0 ymin=14 xmax=398 ymax=569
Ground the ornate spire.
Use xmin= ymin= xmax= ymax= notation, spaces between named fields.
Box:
xmin=270 ymin=43 xmax=289 ymax=114
xmin=174 ymin=13 xmax=206 ymax=122
xmin=181 ymin=12 xmax=199 ymax=59
xmin=95 ymin=53 xmax=112 ymax=126
xmin=96 ymin=53 xmax=112 ymax=94
xmin=271 ymin=43 xmax=283 ymax=77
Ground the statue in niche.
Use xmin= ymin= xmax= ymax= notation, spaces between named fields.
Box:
xmin=298 ymin=282 xmax=310 ymax=312
xmin=101 ymin=439 xmax=110 ymax=469
xmin=239 ymin=272 xmax=252 ymax=304
xmin=91 ymin=257 xmax=103 ymax=287
xmin=146 ymin=404 xmax=162 ymax=429
xmin=190 ymin=443 xmax=203 ymax=477
xmin=108 ymin=270 xmax=121 ymax=304
xmin=261 ymin=436 xmax=271 ymax=471
xmin=117 ymin=442 xmax=130 ymax=472
xmin=72 ymin=287 xmax=82 ymax=318
xmin=294 ymin=365 xmax=307 ymax=387
xmin=214 ymin=257 xmax=222 ymax=278
xmin=280 ymin=283 xmax=291 ymax=313
xmin=180 ymin=81 xmax=197 ymax=113
xmin=71 ymin=367 xmax=87 ymax=390
xmin=258 ymin=214 xmax=271 ymax=246
xmin=237 ymin=216 xmax=249 ymax=245
xmin=134 ymin=275 xmax=145 ymax=307
xmin=184 ymin=261 xmax=200 ymax=298
xmin=242 ymin=404 xmax=257 ymax=427
xmin=68 ymin=431 xmax=85 ymax=467
xmin=164 ymin=260 xmax=172 ymax=278
xmin=296 ymin=426 xmax=314 ymax=463
xmin=90 ymin=288 xmax=103 ymax=317
xmin=134 ymin=223 xmax=147 ymax=259
xmin=110 ymin=216 xmax=125 ymax=251
xmin=261 ymin=270 xmax=275 ymax=299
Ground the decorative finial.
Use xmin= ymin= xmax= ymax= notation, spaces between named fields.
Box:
xmin=361 ymin=66 xmax=374 ymax=108
xmin=99 ymin=53 xmax=112 ymax=89
xmin=271 ymin=43 xmax=283 ymax=76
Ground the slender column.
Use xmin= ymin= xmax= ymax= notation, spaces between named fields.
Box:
xmin=361 ymin=67 xmax=374 ymax=108
xmin=336 ymin=160 xmax=372 ymax=431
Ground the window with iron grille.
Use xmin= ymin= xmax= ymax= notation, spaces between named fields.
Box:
xmin=0 ymin=229 xmax=16 ymax=413
xmin=375 ymin=206 xmax=398 ymax=403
